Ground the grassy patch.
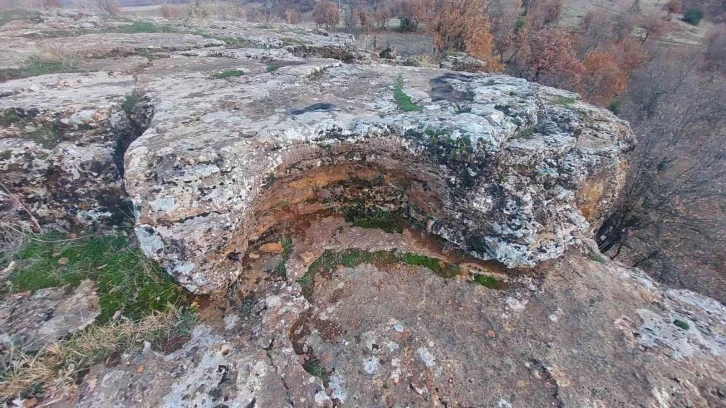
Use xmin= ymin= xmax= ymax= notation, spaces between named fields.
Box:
xmin=113 ymin=20 xmax=178 ymax=34
xmin=473 ymin=274 xmax=505 ymax=289
xmin=266 ymin=64 xmax=282 ymax=72
xmin=299 ymin=249 xmax=462 ymax=300
xmin=0 ymin=306 xmax=197 ymax=400
xmin=214 ymin=69 xmax=244 ymax=79
xmin=0 ymin=56 xmax=82 ymax=81
xmin=393 ymin=75 xmax=421 ymax=112
xmin=592 ymin=254 xmax=607 ymax=264
xmin=122 ymin=94 xmax=140 ymax=115
xmin=551 ymin=96 xmax=577 ymax=106
xmin=8 ymin=232 xmax=187 ymax=323
xmin=0 ymin=110 xmax=21 ymax=127
xmin=274 ymin=235 xmax=293 ymax=278
xmin=280 ymin=36 xmax=309 ymax=46
xmin=673 ymin=319 xmax=690 ymax=330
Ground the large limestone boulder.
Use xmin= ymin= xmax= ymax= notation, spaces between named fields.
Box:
xmin=0 ymin=73 xmax=145 ymax=230
xmin=124 ymin=59 xmax=634 ymax=293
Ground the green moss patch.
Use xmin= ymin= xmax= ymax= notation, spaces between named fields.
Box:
xmin=8 ymin=232 xmax=188 ymax=323
xmin=473 ymin=274 xmax=505 ymax=289
xmin=214 ymin=69 xmax=245 ymax=79
xmin=0 ymin=56 xmax=82 ymax=81
xmin=114 ymin=20 xmax=178 ymax=34
xmin=274 ymin=235 xmax=293 ymax=278
xmin=343 ymin=206 xmax=404 ymax=234
xmin=299 ymin=249 xmax=462 ymax=300
xmin=393 ymin=75 xmax=421 ymax=112
xmin=267 ymin=64 xmax=282 ymax=72
xmin=673 ymin=319 xmax=690 ymax=330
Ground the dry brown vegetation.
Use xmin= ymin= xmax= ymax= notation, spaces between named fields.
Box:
xmin=313 ymin=0 xmax=340 ymax=28
xmin=0 ymin=308 xmax=196 ymax=400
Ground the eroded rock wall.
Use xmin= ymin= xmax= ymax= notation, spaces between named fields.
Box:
xmin=124 ymin=63 xmax=634 ymax=293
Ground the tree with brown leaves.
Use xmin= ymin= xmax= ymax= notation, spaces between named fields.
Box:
xmin=426 ymin=0 xmax=503 ymax=71
xmin=581 ymin=50 xmax=628 ymax=106
xmin=313 ymin=1 xmax=340 ymax=29
xmin=399 ymin=0 xmax=434 ymax=31
xmin=521 ymin=28 xmax=584 ymax=89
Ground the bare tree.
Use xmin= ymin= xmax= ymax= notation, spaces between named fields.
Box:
xmin=597 ymin=47 xmax=726 ymax=286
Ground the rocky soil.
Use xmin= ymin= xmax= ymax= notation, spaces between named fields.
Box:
xmin=0 ymin=10 xmax=724 ymax=408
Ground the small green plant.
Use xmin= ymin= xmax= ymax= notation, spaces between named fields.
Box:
xmin=9 ymin=232 xmax=188 ymax=323
xmin=592 ymin=254 xmax=607 ymax=264
xmin=682 ymin=9 xmax=703 ymax=25
xmin=673 ymin=319 xmax=690 ymax=330
xmin=274 ymin=235 xmax=294 ymax=278
xmin=26 ymin=124 xmax=60 ymax=149
xmin=214 ymin=69 xmax=245 ymax=79
xmin=0 ymin=110 xmax=21 ymax=127
xmin=267 ymin=64 xmax=282 ymax=72
xmin=303 ymin=359 xmax=329 ymax=383
xmin=0 ymin=150 xmax=11 ymax=160
xmin=122 ymin=94 xmax=140 ymax=115
xmin=514 ymin=17 xmax=525 ymax=34
xmin=474 ymin=274 xmax=504 ymax=289
xmin=393 ymin=75 xmax=421 ymax=112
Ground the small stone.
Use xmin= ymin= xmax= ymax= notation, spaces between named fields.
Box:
xmin=301 ymin=251 xmax=316 ymax=264
xmin=248 ymin=252 xmax=260 ymax=259
xmin=137 ymin=365 xmax=144 ymax=373
xmin=58 ymin=257 xmax=69 ymax=265
xmin=260 ymin=242 xmax=283 ymax=254
xmin=486 ymin=329 xmax=496 ymax=338
xmin=22 ymin=397 xmax=38 ymax=407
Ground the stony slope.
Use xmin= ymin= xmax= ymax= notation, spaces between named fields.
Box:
xmin=0 ymin=11 xmax=723 ymax=408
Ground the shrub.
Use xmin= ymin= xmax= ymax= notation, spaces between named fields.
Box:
xmin=97 ymin=0 xmax=120 ymax=16
xmin=426 ymin=0 xmax=502 ymax=72
xmin=682 ymin=8 xmax=703 ymax=25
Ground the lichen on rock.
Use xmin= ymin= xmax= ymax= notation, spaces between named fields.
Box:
xmin=123 ymin=63 xmax=634 ymax=293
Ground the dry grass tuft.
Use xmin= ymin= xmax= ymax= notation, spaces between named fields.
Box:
xmin=36 ymin=41 xmax=82 ymax=68
xmin=0 ymin=307 xmax=197 ymax=400
xmin=160 ymin=3 xmax=189 ymax=20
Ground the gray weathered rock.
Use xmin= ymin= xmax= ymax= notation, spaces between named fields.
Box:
xmin=66 ymin=221 xmax=726 ymax=408
xmin=0 ymin=73 xmax=146 ymax=230
xmin=123 ymin=62 xmax=633 ymax=293
xmin=0 ymin=280 xmax=100 ymax=352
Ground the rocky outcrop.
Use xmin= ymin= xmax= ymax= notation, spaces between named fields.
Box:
xmin=0 ymin=11 xmax=633 ymax=294
xmin=0 ymin=73 xmax=150 ymax=230
xmin=68 ymin=222 xmax=726 ymax=408
xmin=124 ymin=63 xmax=633 ymax=293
